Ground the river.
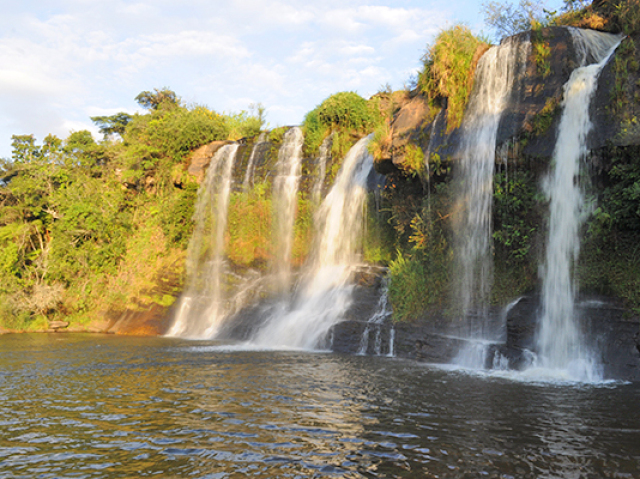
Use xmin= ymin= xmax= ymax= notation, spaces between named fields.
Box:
xmin=1 ymin=334 xmax=639 ymax=478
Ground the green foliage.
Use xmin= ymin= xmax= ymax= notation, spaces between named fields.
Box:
xmin=11 ymin=134 xmax=41 ymax=163
xmin=267 ymin=126 xmax=288 ymax=145
xmin=531 ymin=22 xmax=552 ymax=78
xmin=418 ymin=25 xmax=489 ymax=132
xmin=91 ymin=112 xmax=132 ymax=139
xmin=159 ymin=182 xmax=198 ymax=248
xmin=48 ymin=175 xmax=131 ymax=281
xmin=383 ymin=176 xmax=453 ymax=321
xmin=388 ymin=221 xmax=451 ymax=322
xmin=403 ymin=145 xmax=425 ymax=179
xmin=611 ymin=37 xmax=638 ymax=115
xmin=0 ymin=87 xmax=265 ymax=329
xmin=330 ymin=130 xmax=355 ymax=160
xmin=528 ymin=96 xmax=560 ymax=136
xmin=302 ymin=91 xmax=382 ymax=155
xmin=135 ymin=88 xmax=180 ymax=110
xmin=607 ymin=0 xmax=640 ymax=35
xmin=600 ymin=144 xmax=640 ymax=230
xmin=368 ymin=122 xmax=392 ymax=163
xmin=225 ymin=110 xmax=263 ymax=140
xmin=363 ymin=195 xmax=395 ymax=265
xmin=302 ymin=109 xmax=329 ymax=155
xmin=388 ymin=251 xmax=430 ymax=322
xmin=227 ymin=185 xmax=273 ymax=267
xmin=492 ymin=170 xmax=539 ymax=262
xmin=124 ymin=105 xmax=229 ymax=165
xmin=315 ymin=92 xmax=379 ymax=131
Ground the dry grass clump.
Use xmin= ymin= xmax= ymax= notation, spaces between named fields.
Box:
xmin=418 ymin=25 xmax=490 ymax=132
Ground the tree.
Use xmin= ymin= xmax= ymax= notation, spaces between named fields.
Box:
xmin=482 ymin=0 xmax=548 ymax=40
xmin=11 ymin=135 xmax=41 ymax=163
xmin=64 ymin=130 xmax=106 ymax=168
xmin=90 ymin=112 xmax=132 ymax=139
xmin=135 ymin=88 xmax=180 ymax=110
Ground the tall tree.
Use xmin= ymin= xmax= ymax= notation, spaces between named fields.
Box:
xmin=90 ymin=112 xmax=132 ymax=139
xmin=135 ymin=88 xmax=180 ymax=110
xmin=482 ymin=0 xmax=548 ymax=39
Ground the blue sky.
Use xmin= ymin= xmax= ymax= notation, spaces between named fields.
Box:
xmin=0 ymin=0 xmax=563 ymax=159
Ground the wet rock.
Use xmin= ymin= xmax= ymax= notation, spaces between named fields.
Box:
xmin=502 ymin=294 xmax=640 ymax=381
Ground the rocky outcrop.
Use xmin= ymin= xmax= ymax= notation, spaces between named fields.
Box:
xmin=187 ymin=141 xmax=228 ymax=182
xmin=377 ymin=27 xmax=640 ymax=176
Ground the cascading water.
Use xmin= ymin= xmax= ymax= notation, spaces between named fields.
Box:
xmin=387 ymin=327 xmax=395 ymax=357
xmin=454 ymin=35 xmax=530 ymax=320
xmin=252 ymin=135 xmax=374 ymax=349
xmin=357 ymin=277 xmax=392 ymax=356
xmin=534 ymin=29 xmax=621 ymax=380
xmin=166 ymin=144 xmax=239 ymax=338
xmin=272 ymin=127 xmax=304 ymax=294
xmin=312 ymin=135 xmax=332 ymax=204
xmin=242 ymin=132 xmax=267 ymax=191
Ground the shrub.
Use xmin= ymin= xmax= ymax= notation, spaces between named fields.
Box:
xmin=302 ymin=91 xmax=382 ymax=154
xmin=388 ymin=251 xmax=430 ymax=322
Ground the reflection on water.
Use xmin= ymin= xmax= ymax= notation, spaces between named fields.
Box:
xmin=1 ymin=334 xmax=639 ymax=478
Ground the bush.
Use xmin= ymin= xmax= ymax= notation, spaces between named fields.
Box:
xmin=316 ymin=92 xmax=378 ymax=131
xmin=302 ymin=91 xmax=382 ymax=154
xmin=388 ymin=251 xmax=430 ymax=322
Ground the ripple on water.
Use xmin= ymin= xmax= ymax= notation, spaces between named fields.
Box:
xmin=0 ymin=335 xmax=639 ymax=478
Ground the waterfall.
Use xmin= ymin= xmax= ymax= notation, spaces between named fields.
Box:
xmin=387 ymin=326 xmax=395 ymax=357
xmin=242 ymin=132 xmax=267 ymax=191
xmin=357 ymin=325 xmax=370 ymax=356
xmin=312 ymin=135 xmax=332 ymax=204
xmin=272 ymin=127 xmax=304 ymax=294
xmin=357 ymin=277 xmax=392 ymax=356
xmin=252 ymin=135 xmax=374 ymax=349
xmin=454 ymin=35 xmax=531 ymax=319
xmin=454 ymin=296 xmax=523 ymax=369
xmin=535 ymin=29 xmax=621 ymax=380
xmin=166 ymin=144 xmax=239 ymax=338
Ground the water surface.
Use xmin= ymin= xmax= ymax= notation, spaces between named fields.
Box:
xmin=1 ymin=334 xmax=639 ymax=478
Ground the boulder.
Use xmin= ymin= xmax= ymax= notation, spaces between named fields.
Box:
xmin=48 ymin=320 xmax=69 ymax=330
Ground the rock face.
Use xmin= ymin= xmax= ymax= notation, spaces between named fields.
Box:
xmin=377 ymin=27 xmax=640 ymax=175
xmin=187 ymin=141 xmax=228 ymax=182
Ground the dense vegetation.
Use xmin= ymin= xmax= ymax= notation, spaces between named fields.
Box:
xmin=0 ymin=89 xmax=263 ymax=330
xmin=2 ymin=0 xmax=639 ymax=332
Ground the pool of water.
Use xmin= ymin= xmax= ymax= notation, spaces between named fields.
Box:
xmin=0 ymin=333 xmax=639 ymax=478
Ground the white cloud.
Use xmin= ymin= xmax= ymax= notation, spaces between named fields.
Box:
xmin=0 ymin=0 xmax=487 ymax=158
xmin=126 ymin=31 xmax=250 ymax=62
xmin=62 ymin=119 xmax=101 ymax=138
